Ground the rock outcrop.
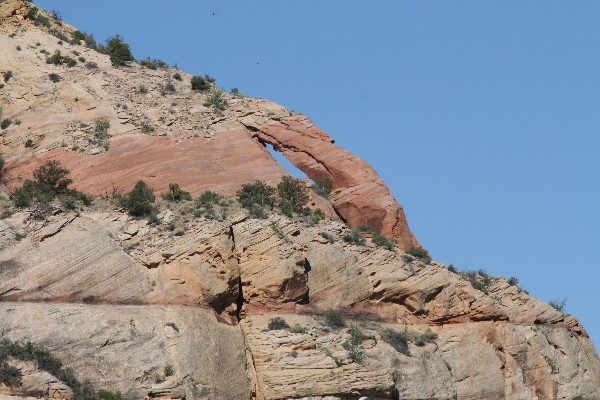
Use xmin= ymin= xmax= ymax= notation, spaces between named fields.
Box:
xmin=0 ymin=2 xmax=599 ymax=399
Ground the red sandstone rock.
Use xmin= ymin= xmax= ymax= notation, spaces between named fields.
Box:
xmin=240 ymin=114 xmax=420 ymax=250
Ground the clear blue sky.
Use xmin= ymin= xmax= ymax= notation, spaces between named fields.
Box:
xmin=36 ymin=1 xmax=600 ymax=345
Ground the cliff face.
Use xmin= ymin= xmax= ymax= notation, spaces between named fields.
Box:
xmin=0 ymin=2 xmax=599 ymax=399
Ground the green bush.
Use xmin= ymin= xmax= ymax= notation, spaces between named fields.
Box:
xmin=313 ymin=176 xmax=333 ymax=197
xmin=33 ymin=159 xmax=72 ymax=194
xmin=268 ymin=317 xmax=289 ymax=330
xmin=343 ymin=229 xmax=365 ymax=245
xmin=106 ymin=35 xmax=134 ymax=66
xmin=12 ymin=186 xmax=33 ymax=208
xmin=136 ymin=85 xmax=148 ymax=94
xmin=94 ymin=118 xmax=110 ymax=140
xmin=0 ymin=361 xmax=22 ymax=387
xmin=405 ymin=246 xmax=432 ymax=263
xmin=173 ymin=72 xmax=182 ymax=81
xmin=46 ymin=51 xmax=77 ymax=67
xmin=71 ymin=30 xmax=86 ymax=45
xmin=1 ymin=119 xmax=11 ymax=129
xmin=310 ymin=208 xmax=325 ymax=224
xmin=277 ymin=175 xmax=308 ymax=214
xmin=49 ymin=73 xmax=61 ymax=82
xmin=163 ymin=183 xmax=192 ymax=202
xmin=203 ymin=89 xmax=228 ymax=111
xmin=196 ymin=191 xmax=221 ymax=208
xmin=288 ymin=325 xmax=308 ymax=334
xmin=163 ymin=364 xmax=174 ymax=377
xmin=342 ymin=325 xmax=367 ymax=363
xmin=191 ymin=75 xmax=210 ymax=91
xmin=372 ymin=233 xmax=395 ymax=251
xmin=139 ymin=58 xmax=168 ymax=70
xmin=237 ymin=181 xmax=275 ymax=209
xmin=27 ymin=7 xmax=50 ymax=27
xmin=323 ymin=310 xmax=346 ymax=329
xmin=125 ymin=180 xmax=156 ymax=218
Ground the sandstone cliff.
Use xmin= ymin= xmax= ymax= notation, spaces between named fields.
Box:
xmin=0 ymin=1 xmax=599 ymax=399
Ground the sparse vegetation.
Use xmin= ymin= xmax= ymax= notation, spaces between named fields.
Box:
xmin=48 ymin=72 xmax=61 ymax=82
xmin=268 ymin=317 xmax=289 ymax=330
xmin=549 ymin=298 xmax=567 ymax=313
xmin=237 ymin=181 xmax=275 ymax=209
xmin=458 ymin=269 xmax=492 ymax=293
xmin=2 ymin=70 xmax=12 ymax=83
xmin=1 ymin=119 xmax=11 ymax=130
xmin=191 ymin=75 xmax=210 ymax=91
xmin=203 ymin=89 xmax=228 ymax=111
xmin=123 ymin=180 xmax=157 ymax=220
xmin=288 ymin=325 xmax=308 ymax=334
xmin=139 ymin=58 xmax=168 ymax=70
xmin=343 ymin=228 xmax=365 ymax=245
xmin=162 ymin=183 xmax=192 ymax=202
xmin=163 ymin=364 xmax=174 ymax=377
xmin=372 ymin=233 xmax=395 ymax=251
xmin=173 ymin=72 xmax=182 ymax=81
xmin=0 ymin=339 xmax=122 ymax=398
xmin=140 ymin=120 xmax=154 ymax=133
xmin=136 ymin=85 xmax=148 ymax=94
xmin=0 ymin=155 xmax=4 ymax=183
xmin=405 ymin=246 xmax=432 ymax=263
xmin=323 ymin=310 xmax=346 ymax=329
xmin=27 ymin=7 xmax=50 ymax=27
xmin=106 ymin=35 xmax=134 ymax=67
xmin=313 ymin=176 xmax=333 ymax=198
xmin=381 ymin=328 xmax=410 ymax=355
xmin=277 ymin=175 xmax=309 ymax=216
xmin=196 ymin=191 xmax=221 ymax=209
xmin=342 ymin=325 xmax=370 ymax=363
xmin=85 ymin=62 xmax=98 ymax=69
xmin=25 ymin=139 xmax=34 ymax=147
xmin=46 ymin=50 xmax=77 ymax=67
xmin=94 ymin=118 xmax=110 ymax=141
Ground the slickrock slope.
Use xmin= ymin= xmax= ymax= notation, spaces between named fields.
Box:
xmin=0 ymin=2 xmax=599 ymax=399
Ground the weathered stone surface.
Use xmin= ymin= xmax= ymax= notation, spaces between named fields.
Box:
xmin=0 ymin=303 xmax=250 ymax=400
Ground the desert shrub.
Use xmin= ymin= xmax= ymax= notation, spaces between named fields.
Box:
xmin=382 ymin=328 xmax=410 ymax=355
xmin=139 ymin=57 xmax=168 ymax=70
xmin=106 ymin=35 xmax=134 ymax=66
xmin=163 ymin=183 xmax=192 ymax=202
xmin=33 ymin=160 xmax=72 ymax=195
xmin=268 ymin=317 xmax=289 ymax=330
xmin=78 ymin=57 xmax=86 ymax=63
xmin=313 ymin=176 xmax=333 ymax=197
xmin=405 ymin=246 xmax=432 ymax=263
xmin=507 ymin=276 xmax=519 ymax=286
xmin=140 ymin=120 xmax=154 ymax=133
xmin=237 ymin=181 xmax=275 ymax=209
xmin=372 ymin=233 xmax=395 ymax=251
xmin=191 ymin=75 xmax=210 ymax=91
xmin=94 ymin=118 xmax=110 ymax=141
xmin=343 ymin=229 xmax=365 ymax=245
xmin=27 ymin=7 xmax=50 ymax=27
xmin=288 ymin=325 xmax=308 ymax=334
xmin=0 ymin=362 xmax=22 ymax=387
xmin=97 ymin=390 xmax=124 ymax=400
xmin=230 ymin=88 xmax=239 ymax=95
xmin=277 ymin=175 xmax=308 ymax=215
xmin=196 ymin=191 xmax=221 ymax=208
xmin=248 ymin=204 xmax=267 ymax=219
xmin=447 ymin=264 xmax=457 ymax=273
xmin=136 ymin=85 xmax=148 ymax=94
xmin=71 ymin=30 xmax=86 ymax=44
xmin=124 ymin=180 xmax=156 ymax=218
xmin=203 ymin=89 xmax=228 ymax=110
xmin=0 ymin=119 xmax=11 ymax=130
xmin=342 ymin=325 xmax=369 ymax=363
xmin=25 ymin=139 xmax=34 ymax=147
xmin=2 ymin=70 xmax=12 ymax=83
xmin=163 ymin=364 xmax=174 ymax=377
xmin=173 ymin=72 xmax=182 ymax=81
xmin=0 ymin=155 xmax=4 ymax=182
xmin=48 ymin=73 xmax=61 ymax=82
xmin=549 ymin=298 xmax=567 ymax=313
xmin=162 ymin=81 xmax=176 ymax=94
xmin=85 ymin=62 xmax=98 ymax=69
xmin=310 ymin=208 xmax=325 ymax=224
xmin=12 ymin=187 xmax=33 ymax=208
xmin=457 ymin=269 xmax=493 ymax=293
xmin=46 ymin=51 xmax=77 ymax=67
xmin=417 ymin=328 xmax=438 ymax=344
xmin=324 ymin=310 xmax=346 ymax=329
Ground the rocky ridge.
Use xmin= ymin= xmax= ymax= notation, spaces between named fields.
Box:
xmin=0 ymin=1 xmax=599 ymax=399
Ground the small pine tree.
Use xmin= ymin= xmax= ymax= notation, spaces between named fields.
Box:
xmin=106 ymin=35 xmax=134 ymax=67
